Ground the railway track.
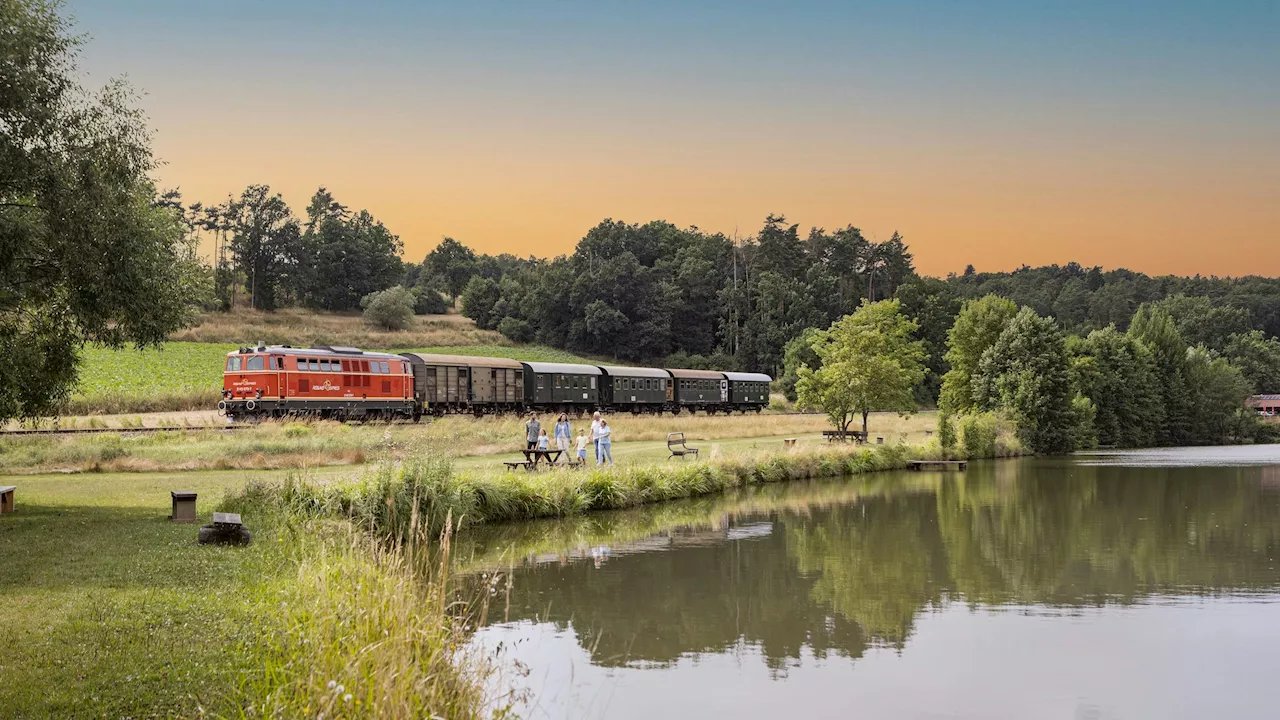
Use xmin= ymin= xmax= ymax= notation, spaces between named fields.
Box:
xmin=0 ymin=411 xmax=823 ymax=437
xmin=0 ymin=425 xmax=251 ymax=437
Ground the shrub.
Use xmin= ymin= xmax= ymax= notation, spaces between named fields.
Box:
xmin=938 ymin=411 xmax=957 ymax=457
xmin=962 ymin=413 xmax=998 ymax=458
xmin=361 ymin=287 xmax=415 ymax=331
xmin=496 ymin=316 xmax=534 ymax=343
xmin=412 ymin=287 xmax=448 ymax=315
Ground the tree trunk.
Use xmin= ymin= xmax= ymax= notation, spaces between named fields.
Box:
xmin=862 ymin=410 xmax=869 ymax=438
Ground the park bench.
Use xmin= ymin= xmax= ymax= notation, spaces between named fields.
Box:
xmin=0 ymin=485 xmax=15 ymax=514
xmin=503 ymin=461 xmax=534 ymax=471
xmin=822 ymin=429 xmax=867 ymax=443
xmin=667 ymin=432 xmax=699 ymax=460
xmin=198 ymin=511 xmax=252 ymax=546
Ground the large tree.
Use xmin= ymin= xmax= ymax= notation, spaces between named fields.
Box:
xmin=423 ymin=237 xmax=477 ymax=302
xmin=939 ymin=295 xmax=1019 ymax=413
xmin=796 ymin=300 xmax=925 ymax=437
xmin=972 ymin=307 xmax=1075 ymax=454
xmin=297 ymin=187 xmax=403 ymax=311
xmin=1068 ymin=326 xmax=1164 ymax=448
xmin=224 ymin=184 xmax=299 ymax=311
xmin=0 ymin=0 xmax=201 ymax=420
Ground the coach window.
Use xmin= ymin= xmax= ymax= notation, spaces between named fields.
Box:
xmin=380 ymin=361 xmax=390 ymax=374
xmin=332 ymin=360 xmax=342 ymax=372
xmin=554 ymin=376 xmax=561 ymax=389
xmin=247 ymin=355 xmax=264 ymax=371
xmin=227 ymin=357 xmax=241 ymax=372
xmin=320 ymin=360 xmax=331 ymax=372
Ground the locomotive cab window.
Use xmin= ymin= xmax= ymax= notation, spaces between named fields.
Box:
xmin=227 ymin=357 xmax=241 ymax=372
xmin=247 ymin=355 xmax=264 ymax=371
xmin=275 ymin=357 xmax=285 ymax=370
xmin=380 ymin=361 xmax=391 ymax=374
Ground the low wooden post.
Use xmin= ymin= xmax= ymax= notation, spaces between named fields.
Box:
xmin=876 ymin=436 xmax=884 ymax=444
xmin=0 ymin=485 xmax=15 ymax=514
xmin=170 ymin=491 xmax=197 ymax=523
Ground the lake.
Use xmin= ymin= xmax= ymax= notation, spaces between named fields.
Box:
xmin=462 ymin=446 xmax=1280 ymax=719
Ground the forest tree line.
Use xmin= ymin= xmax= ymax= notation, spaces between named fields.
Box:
xmin=171 ymin=183 xmax=1280 ymax=409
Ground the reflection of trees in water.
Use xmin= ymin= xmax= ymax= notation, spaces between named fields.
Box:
xmin=492 ymin=528 xmax=868 ymax=671
xmin=493 ymin=459 xmax=1280 ymax=668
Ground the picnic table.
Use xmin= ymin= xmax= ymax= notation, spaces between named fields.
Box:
xmin=504 ymin=448 xmax=566 ymax=471
xmin=822 ymin=429 xmax=868 ymax=443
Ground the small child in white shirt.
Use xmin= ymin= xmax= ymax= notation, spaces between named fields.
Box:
xmin=575 ymin=429 xmax=589 ymax=463
xmin=537 ymin=428 xmax=549 ymax=451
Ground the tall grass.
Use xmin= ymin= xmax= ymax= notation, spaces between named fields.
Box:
xmin=225 ymin=512 xmax=508 ymax=719
xmin=226 ymin=429 xmax=1023 ymax=542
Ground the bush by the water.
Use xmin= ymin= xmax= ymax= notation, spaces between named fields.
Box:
xmin=961 ymin=413 xmax=1000 ymax=458
xmin=362 ymin=287 xmax=416 ymax=331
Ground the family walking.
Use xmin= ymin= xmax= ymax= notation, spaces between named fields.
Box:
xmin=523 ymin=412 xmax=614 ymax=465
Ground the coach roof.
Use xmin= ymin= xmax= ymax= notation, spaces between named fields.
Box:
xmin=666 ymin=368 xmax=725 ymax=380
xmin=722 ymin=371 xmax=773 ymax=382
xmin=520 ymin=361 xmax=603 ymax=375
xmin=597 ymin=365 xmax=670 ymax=379
xmin=399 ymin=353 xmax=523 ymax=370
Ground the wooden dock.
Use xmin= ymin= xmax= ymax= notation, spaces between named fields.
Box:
xmin=908 ymin=459 xmax=967 ymax=471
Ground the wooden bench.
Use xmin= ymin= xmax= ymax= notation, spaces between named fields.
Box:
xmin=503 ymin=461 xmax=534 ymax=471
xmin=667 ymin=432 xmax=699 ymax=460
xmin=822 ymin=430 xmax=867 ymax=443
xmin=0 ymin=485 xmax=15 ymax=514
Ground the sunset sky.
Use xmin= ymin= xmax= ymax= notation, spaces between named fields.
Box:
xmin=70 ymin=0 xmax=1278 ymax=277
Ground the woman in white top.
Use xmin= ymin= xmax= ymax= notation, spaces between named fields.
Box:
xmin=589 ymin=411 xmax=602 ymax=463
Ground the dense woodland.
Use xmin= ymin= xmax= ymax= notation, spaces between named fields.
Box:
xmin=174 ymin=184 xmax=1280 ymax=413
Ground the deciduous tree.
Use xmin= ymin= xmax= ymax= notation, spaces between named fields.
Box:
xmin=796 ymin=300 xmax=925 ymax=437
xmin=0 ymin=0 xmax=202 ymax=420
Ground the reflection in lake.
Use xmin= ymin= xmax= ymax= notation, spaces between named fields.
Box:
xmin=465 ymin=450 xmax=1280 ymax=719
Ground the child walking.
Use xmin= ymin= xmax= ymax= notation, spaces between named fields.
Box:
xmin=575 ymin=428 xmax=589 ymax=464
xmin=536 ymin=428 xmax=549 ymax=451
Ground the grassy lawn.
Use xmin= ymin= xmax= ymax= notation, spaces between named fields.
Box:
xmin=0 ymin=470 xmax=284 ymax=716
xmin=0 ymin=466 xmax=491 ymax=718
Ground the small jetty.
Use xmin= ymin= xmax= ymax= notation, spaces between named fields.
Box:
xmin=908 ymin=459 xmax=967 ymax=471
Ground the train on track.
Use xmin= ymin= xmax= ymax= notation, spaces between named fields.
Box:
xmin=219 ymin=344 xmax=772 ymax=422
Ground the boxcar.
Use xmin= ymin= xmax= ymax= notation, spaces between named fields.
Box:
xmin=521 ymin=362 xmax=601 ymax=412
xmin=723 ymin=371 xmax=772 ymax=412
xmin=598 ymin=366 xmax=670 ymax=413
xmin=221 ymin=345 xmax=414 ymax=421
xmin=667 ymin=368 xmax=727 ymax=413
xmin=399 ymin=353 xmax=524 ymax=416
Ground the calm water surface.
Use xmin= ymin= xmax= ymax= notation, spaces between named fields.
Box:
xmin=461 ymin=447 xmax=1280 ymax=719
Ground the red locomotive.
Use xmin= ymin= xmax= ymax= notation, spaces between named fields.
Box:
xmin=219 ymin=344 xmax=414 ymax=421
